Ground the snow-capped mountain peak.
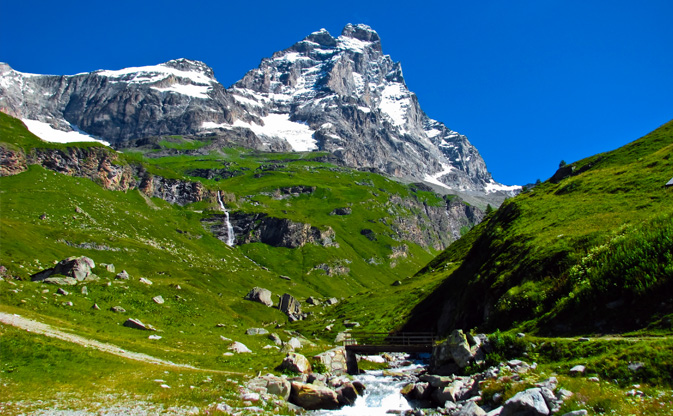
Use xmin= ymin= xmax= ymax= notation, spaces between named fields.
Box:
xmin=0 ymin=24 xmax=519 ymax=204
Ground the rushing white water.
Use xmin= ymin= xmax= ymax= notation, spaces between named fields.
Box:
xmin=313 ymin=362 xmax=424 ymax=416
xmin=217 ymin=191 xmax=235 ymax=246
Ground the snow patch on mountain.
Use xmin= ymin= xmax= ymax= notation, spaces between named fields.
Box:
xmin=424 ymin=163 xmax=455 ymax=190
xmin=22 ymin=119 xmax=110 ymax=146
xmin=233 ymin=114 xmax=317 ymax=151
xmin=379 ymin=84 xmax=411 ymax=130
xmin=484 ymin=180 xmax=522 ymax=194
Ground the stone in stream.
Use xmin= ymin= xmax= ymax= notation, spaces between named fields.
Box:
xmin=290 ymin=381 xmax=340 ymax=410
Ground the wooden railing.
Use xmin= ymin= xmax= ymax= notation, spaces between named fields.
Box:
xmin=343 ymin=332 xmax=437 ymax=348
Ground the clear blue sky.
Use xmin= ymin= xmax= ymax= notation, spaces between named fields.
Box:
xmin=2 ymin=0 xmax=671 ymax=185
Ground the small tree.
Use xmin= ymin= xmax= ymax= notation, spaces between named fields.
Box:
xmin=559 ymin=160 xmax=567 ymax=168
xmin=485 ymin=204 xmax=494 ymax=215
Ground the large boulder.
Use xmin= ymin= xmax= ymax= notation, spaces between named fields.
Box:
xmin=313 ymin=347 xmax=349 ymax=375
xmin=278 ymin=353 xmax=312 ymax=374
xmin=247 ymin=374 xmax=291 ymax=401
xmin=123 ymin=318 xmax=155 ymax=331
xmin=290 ymin=381 xmax=340 ymax=410
xmin=31 ymin=256 xmax=97 ymax=283
xmin=228 ymin=342 xmax=252 ymax=353
xmin=279 ymin=293 xmax=302 ymax=319
xmin=500 ymin=388 xmax=550 ymax=416
xmin=244 ymin=287 xmax=273 ymax=307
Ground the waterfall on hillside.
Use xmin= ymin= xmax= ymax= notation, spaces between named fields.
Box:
xmin=217 ymin=191 xmax=235 ymax=247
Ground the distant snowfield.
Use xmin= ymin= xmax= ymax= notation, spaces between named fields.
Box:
xmin=484 ymin=180 xmax=521 ymax=194
xmin=424 ymin=163 xmax=455 ymax=190
xmin=234 ymin=114 xmax=318 ymax=152
xmin=22 ymin=119 xmax=110 ymax=146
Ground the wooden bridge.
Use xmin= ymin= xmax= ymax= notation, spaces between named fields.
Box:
xmin=341 ymin=332 xmax=436 ymax=374
xmin=343 ymin=332 xmax=437 ymax=354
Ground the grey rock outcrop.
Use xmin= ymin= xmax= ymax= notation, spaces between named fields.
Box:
xmin=278 ymin=293 xmax=302 ymax=320
xmin=204 ymin=212 xmax=337 ymax=249
xmin=500 ymin=388 xmax=550 ymax=416
xmin=31 ymin=256 xmax=97 ymax=283
xmin=278 ymin=353 xmax=312 ymax=374
xmin=244 ymin=287 xmax=274 ymax=307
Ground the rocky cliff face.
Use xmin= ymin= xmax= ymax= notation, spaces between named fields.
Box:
xmin=0 ymin=144 xmax=207 ymax=205
xmin=0 ymin=24 xmax=519 ymax=203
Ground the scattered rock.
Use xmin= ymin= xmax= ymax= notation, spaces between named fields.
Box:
xmin=56 ymin=288 xmax=70 ymax=296
xmin=562 ymin=411 xmax=588 ymax=416
xmin=392 ymin=280 xmax=402 ymax=286
xmin=81 ymin=286 xmax=88 ymax=296
xmin=247 ymin=374 xmax=291 ymax=401
xmin=280 ymin=275 xmax=292 ymax=280
xmin=123 ymin=318 xmax=155 ymax=331
xmin=246 ymin=327 xmax=269 ymax=335
xmin=278 ymin=353 xmax=312 ymax=374
xmin=500 ymin=388 xmax=550 ymax=416
xmin=306 ymin=296 xmax=321 ymax=305
xmin=569 ymin=365 xmax=586 ymax=375
xmin=456 ymin=401 xmax=487 ymax=416
xmin=244 ymin=287 xmax=274 ymax=307
xmin=268 ymin=333 xmax=283 ymax=345
xmin=325 ymin=297 xmax=339 ymax=305
xmin=152 ymin=295 xmax=165 ymax=304
xmin=577 ymin=337 xmax=590 ymax=342
xmin=330 ymin=207 xmax=352 ymax=216
xmin=588 ymin=376 xmax=600 ymax=383
xmin=63 ymin=301 xmax=74 ymax=307
xmin=110 ymin=306 xmax=126 ymax=313
xmin=92 ymin=303 xmax=100 ymax=310
xmin=148 ymin=335 xmax=162 ymax=340
xmin=228 ymin=341 xmax=252 ymax=353
xmin=285 ymin=337 xmax=303 ymax=350
xmin=628 ymin=362 xmax=645 ymax=372
xmin=103 ymin=263 xmax=115 ymax=273
xmin=139 ymin=277 xmax=153 ymax=285
xmin=115 ymin=270 xmax=130 ymax=280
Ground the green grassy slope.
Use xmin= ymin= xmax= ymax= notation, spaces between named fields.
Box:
xmin=0 ymin=112 xmax=456 ymax=378
xmin=403 ymin=120 xmax=673 ymax=335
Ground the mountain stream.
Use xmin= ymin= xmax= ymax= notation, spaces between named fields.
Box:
xmin=313 ymin=357 xmax=426 ymax=416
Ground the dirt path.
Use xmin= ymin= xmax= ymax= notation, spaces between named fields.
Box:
xmin=0 ymin=312 xmax=207 ymax=370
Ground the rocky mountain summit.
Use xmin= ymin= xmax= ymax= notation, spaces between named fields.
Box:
xmin=0 ymin=24 xmax=518 ymax=205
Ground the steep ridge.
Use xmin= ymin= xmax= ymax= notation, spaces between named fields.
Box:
xmin=402 ymin=120 xmax=673 ymax=335
xmin=0 ymin=24 xmax=519 ymax=206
